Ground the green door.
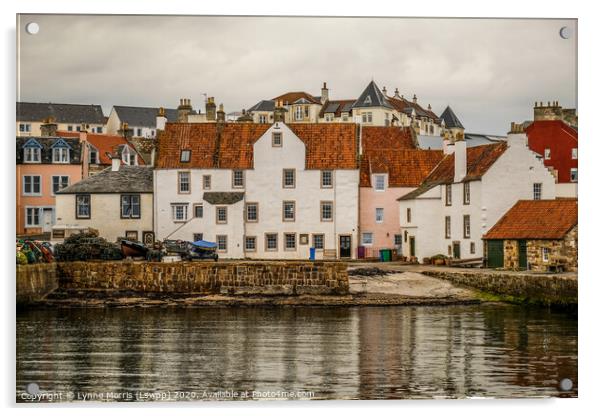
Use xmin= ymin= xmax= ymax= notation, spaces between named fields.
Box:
xmin=487 ymin=240 xmax=504 ymax=268
xmin=453 ymin=242 xmax=461 ymax=259
xmin=409 ymin=237 xmax=416 ymax=257
xmin=518 ymin=240 xmax=527 ymax=269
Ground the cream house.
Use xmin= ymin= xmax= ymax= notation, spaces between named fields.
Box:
xmin=54 ymin=162 xmax=154 ymax=243
xmin=17 ymin=102 xmax=105 ymax=136
xmin=154 ymin=122 xmax=360 ymax=259
xmin=398 ymin=124 xmax=556 ymax=262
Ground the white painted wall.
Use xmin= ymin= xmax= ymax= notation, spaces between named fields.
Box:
xmin=106 ymin=107 xmax=157 ymax=138
xmin=54 ymin=193 xmax=153 ymax=243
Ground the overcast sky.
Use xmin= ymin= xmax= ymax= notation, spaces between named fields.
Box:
xmin=17 ymin=15 xmax=576 ymax=135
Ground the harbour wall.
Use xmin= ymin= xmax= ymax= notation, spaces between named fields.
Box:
xmin=16 ymin=263 xmax=59 ymax=305
xmin=422 ymin=269 xmax=577 ymax=306
xmin=56 ymin=261 xmax=349 ymax=296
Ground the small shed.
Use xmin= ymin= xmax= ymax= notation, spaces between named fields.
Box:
xmin=483 ymin=199 xmax=577 ymax=271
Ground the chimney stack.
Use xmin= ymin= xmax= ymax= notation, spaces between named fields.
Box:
xmin=382 ymin=86 xmax=387 ymax=95
xmin=118 ymin=122 xmax=133 ymax=140
xmin=156 ymin=107 xmax=167 ymax=131
xmin=217 ymin=103 xmax=226 ymax=122
xmin=453 ymin=135 xmax=467 ymax=182
xmin=177 ymin=98 xmax=193 ymax=123
xmin=79 ymin=125 xmax=90 ymax=178
xmin=40 ymin=117 xmax=58 ymax=137
xmin=413 ymin=94 xmax=417 ymax=104
xmin=394 ymin=88 xmax=401 ymax=99
xmin=321 ymin=82 xmax=329 ymax=104
xmin=206 ymin=97 xmax=216 ymax=121
xmin=274 ymin=101 xmax=286 ymax=123
xmin=111 ymin=156 xmax=121 ymax=172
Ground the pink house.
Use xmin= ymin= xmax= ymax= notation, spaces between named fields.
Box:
xmin=359 ymin=126 xmax=442 ymax=258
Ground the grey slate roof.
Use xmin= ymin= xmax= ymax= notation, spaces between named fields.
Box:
xmin=57 ymin=166 xmax=153 ymax=194
xmin=416 ymin=133 xmax=507 ymax=150
xmin=17 ymin=102 xmax=105 ymax=124
xmin=203 ymin=192 xmax=245 ymax=205
xmin=440 ymin=106 xmax=464 ymax=129
xmin=248 ymin=100 xmax=275 ymax=112
xmin=352 ymin=81 xmax=393 ymax=109
xmin=113 ymin=106 xmax=179 ymax=127
xmin=16 ymin=136 xmax=82 ymax=164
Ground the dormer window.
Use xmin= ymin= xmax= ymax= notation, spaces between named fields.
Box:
xmin=22 ymin=139 xmax=42 ymax=163
xmin=88 ymin=144 xmax=99 ymax=164
xmin=121 ymin=146 xmax=137 ymax=166
xmin=180 ymin=149 xmax=191 ymax=163
xmin=51 ymin=139 xmax=71 ymax=164
xmin=374 ymin=174 xmax=386 ymax=191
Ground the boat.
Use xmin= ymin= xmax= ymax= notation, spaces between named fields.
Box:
xmin=120 ymin=240 xmax=148 ymax=258
xmin=188 ymin=240 xmax=219 ymax=261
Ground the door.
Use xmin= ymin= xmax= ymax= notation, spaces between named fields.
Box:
xmin=409 ymin=236 xmax=416 ymax=257
xmin=518 ymin=240 xmax=528 ymax=269
xmin=143 ymin=231 xmax=155 ymax=246
xmin=453 ymin=242 xmax=461 ymax=259
xmin=487 ymin=240 xmax=504 ymax=268
xmin=42 ymin=208 xmax=54 ymax=233
xmin=339 ymin=235 xmax=351 ymax=258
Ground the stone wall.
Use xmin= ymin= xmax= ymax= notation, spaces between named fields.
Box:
xmin=17 ymin=263 xmax=59 ymax=305
xmin=527 ymin=226 xmax=578 ymax=272
xmin=57 ymin=261 xmax=349 ymax=295
xmin=503 ymin=240 xmax=519 ymax=269
xmin=422 ymin=269 xmax=577 ymax=306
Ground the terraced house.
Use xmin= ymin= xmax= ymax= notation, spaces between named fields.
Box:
xmin=17 ymin=102 xmax=105 ymax=136
xmin=154 ymin=122 xmax=360 ymax=259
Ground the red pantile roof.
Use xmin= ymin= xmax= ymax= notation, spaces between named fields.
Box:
xmin=156 ymin=123 xmax=359 ymax=170
xmin=287 ymin=123 xmax=358 ymax=169
xmin=273 ymin=92 xmax=321 ymax=105
xmin=483 ymin=199 xmax=577 ymax=240
xmin=387 ymin=96 xmax=440 ymax=122
xmin=359 ymin=126 xmax=443 ymax=187
xmin=57 ymin=131 xmax=145 ymax=165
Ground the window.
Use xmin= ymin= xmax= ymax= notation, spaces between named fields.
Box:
xmin=88 ymin=145 xmax=99 ymax=164
xmin=19 ymin=123 xmax=31 ymax=132
xmin=23 ymin=146 xmax=41 ymax=163
xmin=259 ymin=115 xmax=266 ymax=123
xmin=470 ymin=242 xmax=476 ymax=254
xmin=313 ymin=234 xmax=325 ymax=249
xmin=542 ymin=247 xmax=550 ymax=262
xmin=216 ymin=206 xmax=228 ymax=224
xmin=216 ymin=235 xmax=227 ymax=252
xmin=136 ymin=128 xmax=142 ymax=136
xmin=265 ymin=233 xmax=278 ymax=251
xmin=52 ymin=176 xmax=69 ymax=195
xmin=232 ymin=170 xmax=244 ymax=188
xmin=445 ymin=216 xmax=451 ymax=239
xmin=283 ymin=169 xmax=296 ymax=188
xmin=171 ymin=203 xmax=188 ymax=222
xmin=463 ymin=215 xmax=471 ymax=238
xmin=445 ymin=184 xmax=452 ymax=206
xmin=52 ymin=147 xmax=70 ymax=163
xmin=76 ymin=125 xmax=81 ymax=132
xmin=463 ymin=182 xmax=470 ymax=205
xmin=121 ymin=147 xmax=137 ymax=166
xmin=96 ymin=126 xmax=102 ymax=133
xmin=125 ymin=231 xmax=138 ymax=241
xmin=295 ymin=106 xmax=303 ymax=121
xmin=362 ymin=112 xmax=373 ymax=123
xmin=67 ymin=125 xmax=73 ymax=132
xmin=244 ymin=236 xmax=257 ymax=252
xmin=76 ymin=195 xmax=91 ymax=219
xmin=178 ymin=172 xmax=190 ymax=193
xmin=375 ymin=207 xmax=384 ymax=223
xmin=342 ymin=114 xmax=348 ymax=122
xmin=325 ymin=114 xmax=334 ymax=122
xmin=406 ymin=208 xmax=411 ymax=223
xmin=394 ymin=234 xmax=403 ymax=246
xmin=245 ymin=203 xmax=258 ymax=222
xmin=193 ymin=233 xmax=203 ymax=242
xmin=25 ymin=207 xmax=40 ymax=227
xmin=570 ymin=168 xmax=578 ymax=182
xmin=283 ymin=201 xmax=295 ymax=221
xmin=533 ymin=183 xmax=542 ymax=200
xmin=321 ymin=201 xmax=333 ymax=222
xmin=321 ymin=170 xmax=333 ymax=188
xmin=193 ymin=204 xmax=203 ymax=218
xmin=284 ymin=233 xmax=296 ymax=250
xmin=272 ymin=132 xmax=282 ymax=147
xmin=23 ymin=175 xmax=41 ymax=195
xmin=572 ymin=148 xmax=578 ymax=159
xmin=180 ymin=150 xmax=191 ymax=162
xmin=121 ymin=195 xmax=140 ymax=218
xmin=374 ymin=174 xmax=386 ymax=191
xmin=203 ymin=175 xmax=211 ymax=190
xmin=544 ymin=148 xmax=551 ymax=160
xmin=361 ymin=233 xmax=373 ymax=245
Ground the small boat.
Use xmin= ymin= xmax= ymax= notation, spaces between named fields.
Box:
xmin=188 ymin=240 xmax=219 ymax=261
xmin=120 ymin=240 xmax=148 ymax=258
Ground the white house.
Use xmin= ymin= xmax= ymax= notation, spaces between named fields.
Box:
xmin=106 ymin=105 xmax=178 ymax=138
xmin=397 ymin=125 xmax=556 ymax=262
xmin=54 ymin=162 xmax=154 ymax=243
xmin=154 ymin=122 xmax=360 ymax=259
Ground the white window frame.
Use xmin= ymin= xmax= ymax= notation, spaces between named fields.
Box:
xmin=178 ymin=171 xmax=191 ymax=194
xmin=533 ymin=183 xmax=542 ymax=200
xmin=374 ymin=174 xmax=386 ymax=191
xmin=463 ymin=182 xmax=470 ymax=205
xmin=25 ymin=207 xmax=40 ymax=227
xmin=121 ymin=194 xmax=141 ymax=219
xmin=321 ymin=170 xmax=333 ymax=188
xmin=265 ymin=233 xmax=278 ymax=251
xmin=542 ymin=247 xmax=550 ymax=263
xmin=463 ymin=215 xmax=471 ymax=238
xmin=272 ymin=132 xmax=282 ymax=147
xmin=232 ymin=170 xmax=245 ymax=188
xmin=216 ymin=235 xmax=228 ymax=252
xmin=19 ymin=123 xmax=32 ymax=133
xmin=375 ymin=207 xmax=384 ymax=223
xmin=24 ymin=147 xmax=41 ymax=163
xmin=245 ymin=203 xmax=258 ymax=222
xmin=283 ymin=169 xmax=296 ymax=188
xmin=321 ymin=201 xmax=333 ymax=222
xmin=284 ymin=233 xmax=297 ymax=251
xmin=312 ymin=234 xmax=325 ymax=250
xmin=361 ymin=232 xmax=374 ymax=246
xmin=88 ymin=144 xmax=100 ymax=164
xmin=22 ymin=175 xmax=41 ymax=196
xmin=203 ymin=175 xmax=211 ymax=190
xmin=544 ymin=148 xmax=551 ymax=160
xmin=180 ymin=149 xmax=191 ymax=162
xmin=216 ymin=206 xmax=228 ymax=224
xmin=445 ymin=216 xmax=451 ymax=239
xmin=244 ymin=236 xmax=257 ymax=252
xmin=193 ymin=204 xmax=204 ymax=218
xmin=51 ymin=175 xmax=69 ymax=195
xmin=52 ymin=147 xmax=70 ymax=164
xmin=171 ymin=203 xmax=188 ymax=222
xmin=76 ymin=194 xmax=91 ymax=219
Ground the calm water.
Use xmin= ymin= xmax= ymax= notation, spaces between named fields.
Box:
xmin=16 ymin=304 xmax=577 ymax=401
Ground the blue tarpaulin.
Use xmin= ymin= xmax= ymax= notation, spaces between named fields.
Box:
xmin=191 ymin=240 xmax=218 ymax=249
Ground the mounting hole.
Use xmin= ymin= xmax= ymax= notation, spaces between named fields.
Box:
xmin=559 ymin=378 xmax=573 ymax=391
xmin=559 ymin=26 xmax=572 ymax=40
xmin=25 ymin=22 xmax=40 ymax=35
xmin=26 ymin=382 xmax=40 ymax=395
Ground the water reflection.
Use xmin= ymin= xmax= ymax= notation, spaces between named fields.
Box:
xmin=16 ymin=304 xmax=577 ymax=401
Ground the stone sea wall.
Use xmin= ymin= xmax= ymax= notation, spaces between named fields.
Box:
xmin=17 ymin=263 xmax=59 ymax=305
xmin=422 ymin=269 xmax=577 ymax=306
xmin=57 ymin=261 xmax=349 ymax=295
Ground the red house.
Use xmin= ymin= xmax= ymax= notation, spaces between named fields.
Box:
xmin=525 ymin=120 xmax=577 ymax=197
